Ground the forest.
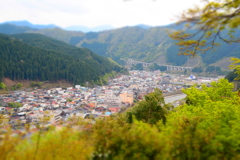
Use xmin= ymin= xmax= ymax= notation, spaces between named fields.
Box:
xmin=0 ymin=33 xmax=126 ymax=85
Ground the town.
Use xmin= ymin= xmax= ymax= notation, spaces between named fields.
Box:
xmin=0 ymin=70 xmax=219 ymax=129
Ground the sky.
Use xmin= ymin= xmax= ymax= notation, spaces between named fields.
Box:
xmin=0 ymin=0 xmax=203 ymax=28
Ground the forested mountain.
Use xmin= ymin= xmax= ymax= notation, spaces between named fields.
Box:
xmin=1 ymin=20 xmax=58 ymax=29
xmin=1 ymin=23 xmax=239 ymax=68
xmin=65 ymin=24 xmax=114 ymax=32
xmin=0 ymin=34 xmax=126 ymax=85
xmin=0 ymin=24 xmax=35 ymax=34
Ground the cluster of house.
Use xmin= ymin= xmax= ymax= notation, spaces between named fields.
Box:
xmin=0 ymin=70 xmax=219 ymax=128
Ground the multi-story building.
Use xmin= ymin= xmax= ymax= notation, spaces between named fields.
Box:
xmin=119 ymin=91 xmax=134 ymax=106
xmin=104 ymin=90 xmax=122 ymax=108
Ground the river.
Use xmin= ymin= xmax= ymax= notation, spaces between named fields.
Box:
xmin=164 ymin=94 xmax=186 ymax=104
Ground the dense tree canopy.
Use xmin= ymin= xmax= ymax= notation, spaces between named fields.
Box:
xmin=0 ymin=34 xmax=126 ymax=85
xmin=130 ymin=88 xmax=168 ymax=125
xmin=131 ymin=63 xmax=144 ymax=70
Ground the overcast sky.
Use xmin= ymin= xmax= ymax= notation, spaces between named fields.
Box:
xmin=0 ymin=0 xmax=202 ymax=28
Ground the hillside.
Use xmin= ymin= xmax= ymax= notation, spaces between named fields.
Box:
xmin=30 ymin=25 xmax=240 ymax=68
xmin=0 ymin=24 xmax=35 ymax=34
xmin=0 ymin=34 xmax=126 ymax=85
xmin=0 ymin=20 xmax=58 ymax=29
xmin=1 ymin=23 xmax=240 ymax=69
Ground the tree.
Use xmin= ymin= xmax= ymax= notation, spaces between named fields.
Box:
xmin=8 ymin=102 xmax=22 ymax=108
xmin=169 ymin=0 xmax=240 ymax=57
xmin=131 ymin=63 xmax=143 ymax=70
xmin=11 ymin=83 xmax=23 ymax=90
xmin=0 ymin=82 xmax=6 ymax=89
xmin=229 ymin=57 xmax=240 ymax=80
xmin=206 ymin=66 xmax=216 ymax=72
xmin=148 ymin=63 xmax=167 ymax=71
xmin=192 ymin=66 xmax=203 ymax=73
xmin=131 ymin=88 xmax=168 ymax=125
xmin=225 ymin=69 xmax=238 ymax=81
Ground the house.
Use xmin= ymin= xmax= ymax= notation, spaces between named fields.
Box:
xmin=119 ymin=91 xmax=134 ymax=106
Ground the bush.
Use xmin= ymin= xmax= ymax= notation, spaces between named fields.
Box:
xmin=0 ymin=82 xmax=6 ymax=89
xmin=7 ymin=102 xmax=22 ymax=108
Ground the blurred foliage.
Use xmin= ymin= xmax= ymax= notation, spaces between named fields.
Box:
xmin=192 ymin=67 xmax=203 ymax=73
xmin=130 ymin=88 xmax=168 ymax=125
xmin=225 ymin=69 xmax=238 ymax=82
xmin=7 ymin=102 xmax=22 ymax=108
xmin=0 ymin=82 xmax=6 ymax=89
xmin=148 ymin=63 xmax=167 ymax=71
xmin=11 ymin=83 xmax=23 ymax=90
xmin=131 ymin=63 xmax=143 ymax=71
xmin=229 ymin=57 xmax=240 ymax=81
xmin=1 ymin=79 xmax=240 ymax=159
xmin=169 ymin=0 xmax=240 ymax=56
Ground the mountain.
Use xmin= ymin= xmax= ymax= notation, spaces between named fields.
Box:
xmin=27 ymin=27 xmax=85 ymax=44
xmin=135 ymin=24 xmax=152 ymax=29
xmin=1 ymin=20 xmax=58 ymax=29
xmin=65 ymin=24 xmax=114 ymax=32
xmin=1 ymin=23 xmax=239 ymax=70
xmin=72 ymin=26 xmax=240 ymax=68
xmin=71 ymin=26 xmax=192 ymax=66
xmin=0 ymin=33 xmax=126 ymax=85
xmin=0 ymin=23 xmax=36 ymax=34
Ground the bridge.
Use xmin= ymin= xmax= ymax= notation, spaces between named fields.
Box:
xmin=126 ymin=59 xmax=192 ymax=71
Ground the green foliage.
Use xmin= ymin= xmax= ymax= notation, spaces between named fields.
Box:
xmin=125 ymin=112 xmax=133 ymax=124
xmin=92 ymin=116 xmax=163 ymax=159
xmin=30 ymin=81 xmax=42 ymax=88
xmin=0 ymin=82 xmax=6 ymax=89
xmin=166 ymin=46 xmax=188 ymax=66
xmin=184 ymin=79 xmax=235 ymax=106
xmin=169 ymin=0 xmax=240 ymax=56
xmin=229 ymin=57 xmax=240 ymax=81
xmin=2 ymin=79 xmax=240 ymax=159
xmin=225 ymin=69 xmax=238 ymax=82
xmin=0 ymin=34 xmax=126 ymax=85
xmin=131 ymin=63 xmax=143 ymax=70
xmin=192 ymin=67 xmax=203 ymax=73
xmin=11 ymin=83 xmax=23 ymax=90
xmin=66 ymin=98 xmax=72 ymax=102
xmin=7 ymin=102 xmax=22 ymax=108
xmin=131 ymin=88 xmax=168 ymax=125
xmin=148 ymin=63 xmax=167 ymax=71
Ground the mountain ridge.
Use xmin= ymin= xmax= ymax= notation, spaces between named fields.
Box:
xmin=0 ymin=20 xmax=58 ymax=29
xmin=0 ymin=22 xmax=239 ymax=70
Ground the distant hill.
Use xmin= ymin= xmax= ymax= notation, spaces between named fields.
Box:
xmin=1 ymin=20 xmax=58 ymax=29
xmin=0 ymin=20 xmax=114 ymax=32
xmin=27 ymin=27 xmax=85 ymax=44
xmin=135 ymin=24 xmax=152 ymax=29
xmin=0 ymin=33 xmax=126 ymax=85
xmin=65 ymin=24 xmax=114 ymax=32
xmin=0 ymin=23 xmax=35 ymax=34
xmin=0 ymin=23 xmax=239 ymax=70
